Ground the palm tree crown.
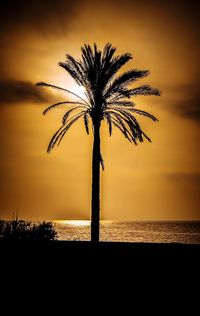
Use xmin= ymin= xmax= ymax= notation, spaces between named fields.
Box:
xmin=37 ymin=43 xmax=160 ymax=158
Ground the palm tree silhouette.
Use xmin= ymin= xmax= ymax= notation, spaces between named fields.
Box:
xmin=36 ymin=43 xmax=160 ymax=243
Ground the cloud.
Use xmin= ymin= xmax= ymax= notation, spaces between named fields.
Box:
xmin=164 ymin=82 xmax=200 ymax=123
xmin=171 ymin=81 xmax=200 ymax=122
xmin=175 ymin=91 xmax=200 ymax=122
xmin=0 ymin=0 xmax=81 ymax=36
xmin=0 ymin=80 xmax=51 ymax=104
xmin=165 ymin=172 xmax=200 ymax=187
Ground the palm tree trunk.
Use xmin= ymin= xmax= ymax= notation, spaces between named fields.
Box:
xmin=91 ymin=120 xmax=101 ymax=243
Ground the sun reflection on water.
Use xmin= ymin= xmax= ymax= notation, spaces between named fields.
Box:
xmin=55 ymin=220 xmax=90 ymax=227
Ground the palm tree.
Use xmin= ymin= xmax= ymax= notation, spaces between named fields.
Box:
xmin=36 ymin=43 xmax=160 ymax=243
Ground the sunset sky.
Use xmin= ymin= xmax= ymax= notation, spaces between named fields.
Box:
xmin=0 ymin=0 xmax=199 ymax=221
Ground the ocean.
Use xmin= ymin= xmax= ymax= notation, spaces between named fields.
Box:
xmin=55 ymin=220 xmax=200 ymax=244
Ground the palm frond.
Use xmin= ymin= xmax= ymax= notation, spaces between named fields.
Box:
xmin=105 ymin=87 xmax=132 ymax=101
xmin=59 ymin=62 xmax=83 ymax=86
xmin=105 ymin=113 xmax=113 ymax=136
xmin=107 ymin=111 xmax=137 ymax=143
xmin=106 ymin=101 xmax=135 ymax=108
xmin=57 ymin=112 xmax=84 ymax=146
xmin=104 ymin=69 xmax=150 ymax=99
xmin=106 ymin=108 xmax=150 ymax=143
xmin=47 ymin=124 xmax=65 ymax=153
xmin=59 ymin=54 xmax=87 ymax=88
xmin=107 ymin=115 xmax=134 ymax=143
xmin=129 ymin=84 xmax=161 ymax=96
xmin=66 ymin=54 xmax=85 ymax=84
xmin=83 ymin=112 xmax=90 ymax=134
xmin=80 ymin=46 xmax=97 ymax=93
xmin=47 ymin=112 xmax=85 ymax=152
xmin=100 ymin=152 xmax=104 ymax=170
xmin=128 ymin=108 xmax=158 ymax=122
xmin=81 ymin=45 xmax=94 ymax=73
xmin=62 ymin=106 xmax=87 ymax=125
xmin=36 ymin=82 xmax=88 ymax=105
xmin=101 ymin=43 xmax=116 ymax=69
xmin=109 ymin=54 xmax=132 ymax=77
xmin=43 ymin=101 xmax=88 ymax=115
xmin=120 ymin=108 xmax=153 ymax=142
xmin=139 ymin=130 xmax=151 ymax=142
xmin=106 ymin=92 xmax=131 ymax=103
xmin=94 ymin=43 xmax=101 ymax=82
xmin=102 ymin=54 xmax=132 ymax=89
xmin=114 ymin=69 xmax=150 ymax=86
xmin=110 ymin=108 xmax=143 ymax=140
xmin=84 ymin=89 xmax=95 ymax=106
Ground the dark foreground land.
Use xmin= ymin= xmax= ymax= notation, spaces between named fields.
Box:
xmin=1 ymin=241 xmax=200 ymax=298
xmin=1 ymin=241 xmax=200 ymax=268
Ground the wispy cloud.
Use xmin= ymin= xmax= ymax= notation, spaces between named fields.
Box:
xmin=162 ymin=81 xmax=200 ymax=123
xmin=172 ymin=83 xmax=200 ymax=122
xmin=0 ymin=80 xmax=51 ymax=104
xmin=165 ymin=172 xmax=200 ymax=187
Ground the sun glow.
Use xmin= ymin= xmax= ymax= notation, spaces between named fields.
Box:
xmin=69 ymin=83 xmax=86 ymax=101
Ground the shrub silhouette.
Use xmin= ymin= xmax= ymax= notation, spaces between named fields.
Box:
xmin=0 ymin=220 xmax=57 ymax=240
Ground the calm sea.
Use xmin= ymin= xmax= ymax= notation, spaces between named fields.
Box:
xmin=54 ymin=221 xmax=200 ymax=244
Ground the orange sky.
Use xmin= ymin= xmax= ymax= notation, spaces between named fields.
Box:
xmin=0 ymin=0 xmax=199 ymax=220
